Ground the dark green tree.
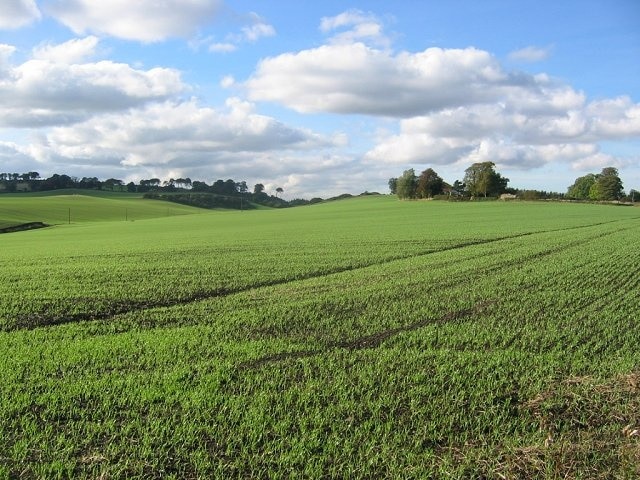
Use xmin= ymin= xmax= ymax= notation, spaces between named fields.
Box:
xmin=416 ymin=168 xmax=444 ymax=198
xmin=590 ymin=167 xmax=623 ymax=200
xmin=236 ymin=181 xmax=248 ymax=194
xmin=388 ymin=177 xmax=397 ymax=195
xmin=452 ymin=180 xmax=465 ymax=196
xmin=396 ymin=168 xmax=417 ymax=199
xmin=567 ymin=174 xmax=597 ymax=199
xmin=191 ymin=180 xmax=209 ymax=192
xmin=463 ymin=162 xmax=508 ymax=197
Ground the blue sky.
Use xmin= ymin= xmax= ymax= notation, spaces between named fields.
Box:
xmin=0 ymin=0 xmax=638 ymax=197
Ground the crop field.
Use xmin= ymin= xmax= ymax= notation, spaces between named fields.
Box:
xmin=1 ymin=195 xmax=639 ymax=478
xmin=0 ymin=191 xmax=200 ymax=229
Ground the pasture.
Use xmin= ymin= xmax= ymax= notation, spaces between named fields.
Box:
xmin=1 ymin=195 xmax=639 ymax=478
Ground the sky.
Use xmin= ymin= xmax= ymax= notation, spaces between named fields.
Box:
xmin=0 ymin=0 xmax=638 ymax=198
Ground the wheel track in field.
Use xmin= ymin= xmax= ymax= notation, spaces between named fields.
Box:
xmin=235 ymin=221 xmax=637 ymax=369
xmin=237 ymin=300 xmax=498 ymax=370
xmin=6 ymin=218 xmax=636 ymax=332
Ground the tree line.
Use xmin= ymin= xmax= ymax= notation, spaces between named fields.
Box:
xmin=389 ymin=162 xmax=511 ymax=199
xmin=389 ymin=162 xmax=636 ymax=202
xmin=0 ymin=172 xmax=284 ymax=196
xmin=0 ymin=172 xmax=306 ymax=209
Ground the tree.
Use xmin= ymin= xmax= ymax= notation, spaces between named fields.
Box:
xmin=211 ymin=179 xmax=226 ymax=194
xmin=236 ymin=181 xmax=248 ymax=194
xmin=567 ymin=174 xmax=597 ymax=199
xmin=388 ymin=177 xmax=397 ymax=195
xmin=396 ymin=168 xmax=417 ymax=199
xmin=452 ymin=180 xmax=465 ymax=196
xmin=223 ymin=179 xmax=237 ymax=195
xmin=463 ymin=162 xmax=508 ymax=197
xmin=416 ymin=168 xmax=444 ymax=198
xmin=191 ymin=180 xmax=209 ymax=192
xmin=253 ymin=183 xmax=265 ymax=194
xmin=79 ymin=177 xmax=101 ymax=189
xmin=568 ymin=168 xmax=623 ymax=201
xmin=275 ymin=187 xmax=284 ymax=198
xmin=104 ymin=178 xmax=124 ymax=191
xmin=591 ymin=167 xmax=623 ymax=201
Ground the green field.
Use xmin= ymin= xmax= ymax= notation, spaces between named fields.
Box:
xmin=0 ymin=191 xmax=202 ymax=229
xmin=1 ymin=196 xmax=639 ymax=478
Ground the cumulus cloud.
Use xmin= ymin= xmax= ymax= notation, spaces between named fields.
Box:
xmin=247 ymin=44 xmax=509 ymax=116
xmin=246 ymin=32 xmax=640 ymax=175
xmin=0 ymin=38 xmax=183 ymax=127
xmin=38 ymin=98 xmax=338 ymax=168
xmin=364 ymin=95 xmax=640 ymax=169
xmin=45 ymin=0 xmax=222 ymax=42
xmin=587 ymin=96 xmax=640 ymax=138
xmin=0 ymin=0 xmax=41 ymax=29
xmin=508 ymin=45 xmax=552 ymax=62
xmin=1 ymin=97 xmax=350 ymax=197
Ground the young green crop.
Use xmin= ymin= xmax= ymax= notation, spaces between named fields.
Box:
xmin=0 ymin=197 xmax=639 ymax=478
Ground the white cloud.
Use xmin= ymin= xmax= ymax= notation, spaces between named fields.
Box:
xmin=587 ymin=96 xmax=640 ymax=138
xmin=320 ymin=9 xmax=389 ymax=47
xmin=33 ymin=36 xmax=99 ymax=64
xmin=508 ymin=45 xmax=552 ymax=62
xmin=246 ymin=38 xmax=640 ymax=175
xmin=242 ymin=13 xmax=276 ymax=42
xmin=363 ymin=94 xmax=640 ymax=169
xmin=45 ymin=0 xmax=222 ymax=42
xmin=247 ymin=44 xmax=507 ymax=116
xmin=0 ymin=39 xmax=183 ymax=127
xmin=570 ymin=151 xmax=626 ymax=171
xmin=1 ymin=97 xmax=352 ymax=197
xmin=210 ymin=42 xmax=237 ymax=53
xmin=220 ymin=75 xmax=235 ymax=88
xmin=0 ymin=44 xmax=16 ymax=75
xmin=39 ymin=98 xmax=337 ymax=167
xmin=0 ymin=0 xmax=41 ymax=29
xmin=209 ymin=12 xmax=275 ymax=53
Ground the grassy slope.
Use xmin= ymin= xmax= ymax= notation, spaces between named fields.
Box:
xmin=0 ymin=192 xmax=202 ymax=228
xmin=1 ymin=197 xmax=639 ymax=478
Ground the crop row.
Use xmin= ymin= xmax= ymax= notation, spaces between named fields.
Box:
xmin=1 ymin=206 xmax=635 ymax=331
